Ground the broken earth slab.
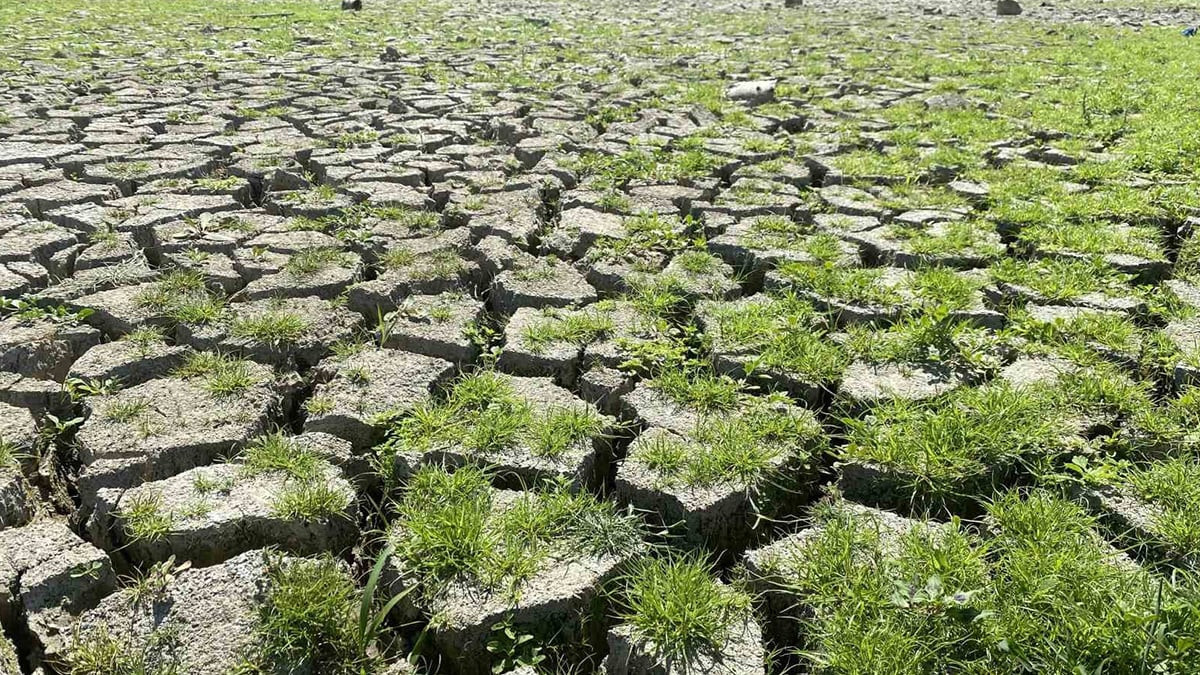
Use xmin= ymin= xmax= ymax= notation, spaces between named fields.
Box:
xmin=75 ymin=357 xmax=294 ymax=511
xmin=305 ymin=347 xmax=456 ymax=450
xmin=86 ymin=435 xmax=357 ymax=570
xmin=0 ymin=519 xmax=117 ymax=666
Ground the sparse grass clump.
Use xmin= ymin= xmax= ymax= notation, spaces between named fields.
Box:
xmin=0 ymin=439 xmax=18 ymax=470
xmin=132 ymin=270 xmax=224 ymax=324
xmin=521 ymin=305 xmax=615 ymax=354
xmin=231 ymin=310 xmax=308 ymax=346
xmin=120 ymin=491 xmax=174 ymax=543
xmin=239 ymin=433 xmax=350 ymax=522
xmin=103 ymin=399 xmax=149 ymax=423
xmin=270 ymin=482 xmax=351 ymax=521
xmin=64 ymin=624 xmax=180 ymax=675
xmin=241 ymin=432 xmax=322 ymax=482
xmin=284 ymin=248 xmax=351 ymax=277
xmin=173 ymin=352 xmax=260 ymax=397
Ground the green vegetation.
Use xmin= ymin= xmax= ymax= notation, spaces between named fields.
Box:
xmin=632 ymin=398 xmax=822 ymax=488
xmin=647 ymin=368 xmax=743 ymax=414
xmin=284 ymin=248 xmax=351 ymax=277
xmin=249 ymin=552 xmax=403 ymax=674
xmin=132 ymin=270 xmax=224 ymax=325
xmin=769 ymin=494 xmax=1200 ymax=673
xmin=231 ymin=310 xmax=308 ymax=346
xmin=388 ymin=465 xmax=642 ymax=600
xmin=0 ymin=439 xmax=18 ymax=470
xmin=703 ymin=293 xmax=846 ymax=383
xmin=990 ymin=257 xmax=1133 ymax=302
xmin=64 ymin=625 xmax=181 ymax=675
xmin=1 ymin=297 xmax=94 ymax=325
xmin=378 ymin=371 xmax=609 ymax=464
xmin=239 ymin=433 xmax=351 ymax=522
xmin=14 ymin=0 xmax=1200 ymax=670
xmin=173 ymin=352 xmax=260 ymax=397
xmin=842 ymin=382 xmax=1071 ymax=510
xmin=120 ymin=491 xmax=174 ymax=543
xmin=616 ymin=554 xmax=751 ymax=665
xmin=1124 ymin=456 xmax=1200 ymax=556
xmin=520 ymin=304 xmax=615 ymax=354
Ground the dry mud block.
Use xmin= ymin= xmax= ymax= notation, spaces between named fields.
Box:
xmin=0 ymin=520 xmax=116 ymax=664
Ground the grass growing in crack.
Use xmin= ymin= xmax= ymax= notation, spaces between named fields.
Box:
xmin=253 ymin=555 xmax=365 ymax=673
xmin=270 ymin=481 xmax=350 ymax=521
xmin=648 ymin=368 xmax=743 ymax=414
xmin=103 ymin=399 xmax=149 ymax=423
xmin=173 ymin=352 xmax=259 ymax=397
xmin=844 ymin=314 xmax=1007 ymax=376
xmin=616 ymin=554 xmax=751 ymax=665
xmin=379 ymin=371 xmax=608 ymax=461
xmin=905 ymin=267 xmax=986 ymax=313
xmin=633 ymin=398 xmax=822 ymax=488
xmin=0 ymin=439 xmax=19 ymax=470
xmin=1124 ymin=456 xmax=1200 ymax=555
xmin=769 ymin=492 xmax=1200 ymax=672
xmin=736 ymin=214 xmax=807 ymax=250
xmin=521 ymin=306 xmax=615 ymax=355
xmin=245 ymin=547 xmax=412 ymax=674
xmin=674 ymin=249 xmax=721 ymax=275
xmin=169 ymin=295 xmax=224 ymax=324
xmin=389 ymin=465 xmax=642 ymax=601
xmin=241 ymin=432 xmax=322 ymax=482
xmin=231 ymin=310 xmax=308 ymax=346
xmin=775 ymin=263 xmax=903 ymax=307
xmin=1009 ymin=307 xmax=1142 ymax=358
xmin=284 ymin=247 xmax=350 ymax=277
xmin=704 ymin=293 xmax=846 ymax=383
xmin=1018 ymin=220 xmax=1165 ymax=261
xmin=989 ymin=256 xmax=1133 ymax=301
xmin=842 ymin=382 xmax=1070 ymax=509
xmin=527 ymin=405 xmax=610 ymax=458
xmin=890 ymin=220 xmax=1004 ymax=259
xmin=380 ymin=247 xmax=465 ymax=280
xmin=120 ymin=491 xmax=174 ymax=543
xmin=130 ymin=270 xmax=223 ymax=325
xmin=984 ymin=490 xmax=1200 ymax=672
xmin=1054 ymin=361 xmax=1155 ymax=427
xmin=773 ymin=500 xmax=994 ymax=673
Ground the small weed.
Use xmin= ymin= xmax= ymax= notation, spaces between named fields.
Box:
xmin=120 ymin=491 xmax=174 ymax=543
xmin=231 ymin=311 xmax=308 ymax=346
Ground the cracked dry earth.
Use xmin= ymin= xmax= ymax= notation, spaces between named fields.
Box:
xmin=5 ymin=0 xmax=1200 ymax=673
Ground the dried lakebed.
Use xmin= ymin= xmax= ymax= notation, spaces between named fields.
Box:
xmin=3 ymin=0 xmax=1200 ymax=672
